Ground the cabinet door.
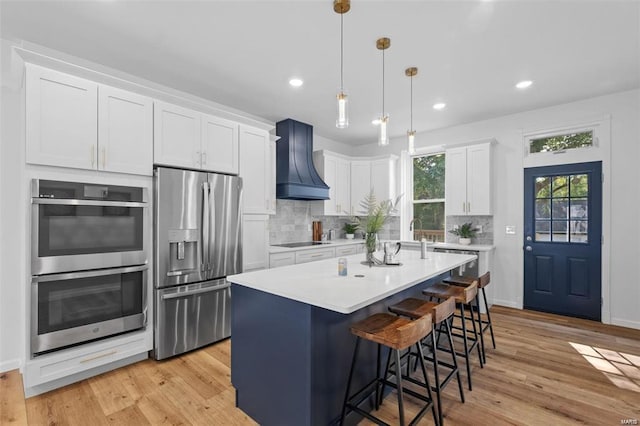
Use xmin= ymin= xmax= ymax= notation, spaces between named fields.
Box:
xmin=153 ymin=101 xmax=201 ymax=169
xmin=371 ymin=157 xmax=396 ymax=203
xmin=98 ymin=86 xmax=153 ymax=176
xmin=335 ymin=158 xmax=351 ymax=215
xmin=26 ymin=64 xmax=98 ymax=170
xmin=445 ymin=147 xmax=467 ymax=215
xmin=466 ymin=143 xmax=492 ymax=215
xmin=242 ymin=215 xmax=269 ymax=271
xmin=321 ymin=155 xmax=338 ymax=215
xmin=295 ymin=248 xmax=335 ymax=264
xmin=201 ymin=114 xmax=239 ymax=174
xmin=350 ymin=161 xmax=372 ymax=215
xmin=269 ymin=252 xmax=295 ymax=268
xmin=267 ymin=139 xmax=276 ymax=214
xmin=239 ymin=126 xmax=271 ymax=214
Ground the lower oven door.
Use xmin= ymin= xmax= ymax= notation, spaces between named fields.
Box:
xmin=31 ymin=265 xmax=148 ymax=356
xmin=153 ymin=279 xmax=231 ymax=360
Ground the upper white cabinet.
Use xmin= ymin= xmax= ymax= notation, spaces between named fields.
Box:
xmin=26 ymin=64 xmax=153 ymax=175
xmin=98 ymin=86 xmax=153 ymax=175
xmin=312 ymin=151 xmax=351 ymax=216
xmin=350 ymin=160 xmax=371 ymax=215
xmin=239 ymin=125 xmax=275 ymax=215
xmin=154 ymin=102 xmax=240 ymax=174
xmin=351 ymin=156 xmax=398 ymax=215
xmin=445 ymin=142 xmax=492 ymax=215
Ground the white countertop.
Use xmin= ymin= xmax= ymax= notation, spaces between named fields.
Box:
xmin=398 ymin=241 xmax=495 ymax=252
xmin=269 ymin=238 xmax=364 ymax=253
xmin=228 ymin=250 xmax=477 ymax=314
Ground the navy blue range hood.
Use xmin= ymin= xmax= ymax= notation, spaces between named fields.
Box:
xmin=275 ymin=119 xmax=329 ymax=200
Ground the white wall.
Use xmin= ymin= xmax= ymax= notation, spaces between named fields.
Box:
xmin=354 ymin=89 xmax=640 ymax=329
xmin=313 ymin=134 xmax=354 ymax=157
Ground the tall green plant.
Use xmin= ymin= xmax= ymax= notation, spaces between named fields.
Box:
xmin=352 ymin=190 xmax=401 ymax=234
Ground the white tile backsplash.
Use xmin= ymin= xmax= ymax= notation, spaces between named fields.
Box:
xmin=445 ymin=215 xmax=494 ymax=245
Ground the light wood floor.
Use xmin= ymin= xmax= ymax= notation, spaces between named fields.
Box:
xmin=2 ymin=306 xmax=640 ymax=425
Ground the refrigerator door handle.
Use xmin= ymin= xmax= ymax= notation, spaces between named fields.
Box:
xmin=202 ymin=181 xmax=210 ymax=271
xmin=161 ymin=283 xmax=231 ymax=300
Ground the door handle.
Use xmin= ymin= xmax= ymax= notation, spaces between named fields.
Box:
xmin=161 ymin=283 xmax=231 ymax=300
xmin=525 ymin=246 xmax=532 ymax=251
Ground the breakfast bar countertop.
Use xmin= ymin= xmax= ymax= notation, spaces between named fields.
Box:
xmin=227 ymin=250 xmax=476 ymax=314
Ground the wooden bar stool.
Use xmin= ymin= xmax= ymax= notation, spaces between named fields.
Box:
xmin=422 ymin=281 xmax=483 ymax=391
xmin=387 ymin=296 xmax=464 ymax=426
xmin=444 ymin=272 xmax=495 ymax=361
xmin=340 ymin=312 xmax=439 ymax=426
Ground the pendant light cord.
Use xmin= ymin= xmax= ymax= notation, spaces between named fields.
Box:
xmin=340 ymin=13 xmax=344 ymax=91
xmin=382 ymin=48 xmax=385 ymax=116
xmin=410 ymin=74 xmax=413 ymax=131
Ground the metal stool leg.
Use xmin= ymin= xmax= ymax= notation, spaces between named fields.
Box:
xmin=459 ymin=303 xmax=473 ymax=391
xmin=431 ymin=324 xmax=443 ymax=425
xmin=468 ymin=301 xmax=484 ymax=369
xmin=416 ymin=341 xmax=439 ymax=426
xmin=394 ymin=349 xmax=406 ymax=426
xmin=482 ymin=287 xmax=496 ymax=349
xmin=340 ymin=337 xmax=361 ymax=425
xmin=445 ymin=319 xmax=465 ymax=403
xmin=474 ymin=296 xmax=486 ymax=364
xmin=379 ymin=346 xmax=393 ymax=407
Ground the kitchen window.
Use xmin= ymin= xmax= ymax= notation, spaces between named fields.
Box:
xmin=411 ymin=153 xmax=445 ymax=242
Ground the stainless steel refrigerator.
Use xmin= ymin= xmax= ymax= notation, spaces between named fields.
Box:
xmin=153 ymin=167 xmax=242 ymax=360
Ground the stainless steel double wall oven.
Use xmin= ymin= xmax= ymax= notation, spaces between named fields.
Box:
xmin=30 ymin=179 xmax=149 ymax=356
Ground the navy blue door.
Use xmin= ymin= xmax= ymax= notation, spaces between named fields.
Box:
xmin=524 ymin=161 xmax=602 ymax=321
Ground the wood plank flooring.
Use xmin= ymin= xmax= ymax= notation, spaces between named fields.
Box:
xmin=2 ymin=306 xmax=640 ymax=425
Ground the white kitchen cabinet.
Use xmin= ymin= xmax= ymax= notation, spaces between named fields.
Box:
xmin=26 ymin=64 xmax=153 ymax=175
xmin=26 ymin=64 xmax=98 ymax=170
xmin=153 ymin=101 xmax=201 ymax=169
xmin=239 ymin=125 xmax=275 ymax=214
xmin=350 ymin=161 xmax=371 ymax=215
xmin=269 ymin=252 xmax=295 ymax=268
xmin=312 ymin=151 xmax=351 ymax=216
xmin=201 ymin=114 xmax=239 ymax=174
xmin=371 ymin=156 xmax=398 ymax=207
xmin=335 ymin=244 xmax=358 ymax=257
xmin=445 ymin=142 xmax=492 ymax=215
xmin=295 ymin=247 xmax=336 ymax=264
xmin=98 ymin=85 xmax=153 ymax=175
xmin=242 ymin=215 xmax=269 ymax=271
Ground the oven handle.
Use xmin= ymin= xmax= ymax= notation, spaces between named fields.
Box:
xmin=32 ymin=264 xmax=148 ymax=283
xmin=32 ymin=198 xmax=147 ymax=208
xmin=161 ymin=283 xmax=231 ymax=300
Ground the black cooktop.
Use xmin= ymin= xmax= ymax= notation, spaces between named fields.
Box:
xmin=273 ymin=241 xmax=329 ymax=248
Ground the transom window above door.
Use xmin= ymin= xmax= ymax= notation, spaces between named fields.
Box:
xmin=534 ymin=174 xmax=589 ymax=243
xmin=528 ymin=130 xmax=594 ymax=154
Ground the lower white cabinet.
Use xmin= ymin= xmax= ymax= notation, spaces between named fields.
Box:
xmin=243 ymin=215 xmax=269 ymax=272
xmin=335 ymin=245 xmax=358 ymax=257
xmin=269 ymin=252 xmax=295 ymax=268
xmin=295 ymin=247 xmax=336 ymax=264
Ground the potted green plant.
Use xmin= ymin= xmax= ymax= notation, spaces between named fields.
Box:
xmin=449 ymin=222 xmax=477 ymax=245
xmin=343 ymin=222 xmax=358 ymax=239
xmin=352 ymin=190 xmax=401 ymax=265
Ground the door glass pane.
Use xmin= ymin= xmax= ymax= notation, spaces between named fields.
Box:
xmin=552 ymin=176 xmax=569 ymax=197
xmin=535 ymin=199 xmax=550 ymax=219
xmin=569 ymin=174 xmax=588 ymax=197
xmin=535 ymin=177 xmax=551 ymax=198
xmin=570 ymin=199 xmax=588 ymax=219
xmin=552 ymin=221 xmax=568 ymax=242
xmin=412 ymin=203 xmax=445 ymax=242
xmin=552 ymin=199 xmax=568 ymax=219
xmin=535 ymin=221 xmax=551 ymax=241
xmin=570 ymin=221 xmax=588 ymax=243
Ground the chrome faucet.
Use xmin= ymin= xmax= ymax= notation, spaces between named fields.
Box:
xmin=409 ymin=218 xmax=422 ymax=231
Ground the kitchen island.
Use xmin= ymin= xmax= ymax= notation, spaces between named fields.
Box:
xmin=227 ymin=250 xmax=477 ymax=426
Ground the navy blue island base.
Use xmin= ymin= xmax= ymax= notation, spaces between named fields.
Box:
xmin=230 ymin=271 xmax=449 ymax=426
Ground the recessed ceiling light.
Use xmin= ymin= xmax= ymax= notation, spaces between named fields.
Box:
xmin=371 ymin=118 xmax=381 ymax=125
xmin=433 ymin=103 xmax=446 ymax=110
xmin=289 ymin=78 xmax=303 ymax=87
xmin=516 ymin=80 xmax=533 ymax=89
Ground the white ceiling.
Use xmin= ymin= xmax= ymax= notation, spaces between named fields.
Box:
xmin=2 ymin=1 xmax=639 ymax=145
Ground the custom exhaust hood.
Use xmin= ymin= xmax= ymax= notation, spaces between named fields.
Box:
xmin=275 ymin=119 xmax=329 ymax=200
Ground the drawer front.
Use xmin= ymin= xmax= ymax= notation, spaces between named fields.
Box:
xmin=269 ymin=253 xmax=295 ymax=268
xmin=335 ymin=245 xmax=358 ymax=256
xmin=295 ymin=248 xmax=335 ymax=264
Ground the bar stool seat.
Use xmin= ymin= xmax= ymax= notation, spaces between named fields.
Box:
xmin=444 ymin=272 xmax=496 ymax=355
xmin=422 ymin=281 xmax=483 ymax=391
xmin=340 ymin=312 xmax=439 ymax=426
xmin=388 ymin=297 xmax=464 ymax=425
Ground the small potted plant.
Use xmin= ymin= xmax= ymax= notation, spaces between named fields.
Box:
xmin=343 ymin=222 xmax=358 ymax=239
xmin=449 ymin=222 xmax=477 ymax=245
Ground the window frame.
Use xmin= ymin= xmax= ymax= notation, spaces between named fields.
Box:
xmin=410 ymin=151 xmax=446 ymax=242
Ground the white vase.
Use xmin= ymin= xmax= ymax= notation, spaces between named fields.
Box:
xmin=459 ymin=237 xmax=471 ymax=245
xmin=346 ymin=234 xmax=354 ymax=240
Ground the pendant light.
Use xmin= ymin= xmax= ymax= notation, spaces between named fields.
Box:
xmin=406 ymin=67 xmax=417 ymax=154
xmin=334 ymin=0 xmax=350 ymax=128
xmin=376 ymin=37 xmax=390 ymax=146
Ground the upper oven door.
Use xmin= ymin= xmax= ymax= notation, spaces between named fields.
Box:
xmin=31 ymin=180 xmax=149 ymax=275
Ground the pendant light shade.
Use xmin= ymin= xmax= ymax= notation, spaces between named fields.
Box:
xmin=406 ymin=67 xmax=418 ymax=154
xmin=335 ymin=0 xmax=350 ymax=129
xmin=377 ymin=37 xmax=390 ymax=146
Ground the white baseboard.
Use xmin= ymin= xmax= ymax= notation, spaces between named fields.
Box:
xmin=611 ymin=317 xmax=640 ymax=330
xmin=0 ymin=359 xmax=21 ymax=373
xmin=492 ymin=299 xmax=520 ymax=309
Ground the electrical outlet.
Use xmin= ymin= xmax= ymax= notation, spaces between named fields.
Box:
xmin=452 ymin=225 xmax=459 ymax=231
xmin=476 ymin=225 xmax=483 ymax=234
xmin=505 ymin=225 xmax=516 ymax=235
xmin=307 ymin=224 xmax=312 ymax=231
